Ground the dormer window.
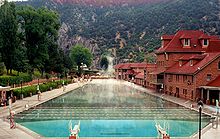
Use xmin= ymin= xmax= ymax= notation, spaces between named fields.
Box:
xmin=218 ymin=61 xmax=220 ymax=70
xmin=203 ymin=39 xmax=209 ymax=46
xmin=179 ymin=60 xmax=182 ymax=66
xmin=184 ymin=39 xmax=190 ymax=46
xmin=207 ymin=74 xmax=211 ymax=81
xmin=165 ymin=52 xmax=169 ymax=61
xmin=190 ymin=60 xmax=193 ymax=66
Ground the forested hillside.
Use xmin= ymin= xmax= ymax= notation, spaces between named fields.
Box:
xmin=17 ymin=0 xmax=220 ymax=64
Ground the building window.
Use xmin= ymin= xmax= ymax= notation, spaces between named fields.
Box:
xmin=184 ymin=39 xmax=190 ymax=46
xmin=183 ymin=75 xmax=187 ymax=82
xmin=218 ymin=61 xmax=220 ymax=70
xmin=191 ymin=90 xmax=194 ymax=100
xmin=203 ymin=39 xmax=209 ymax=46
xmin=176 ymin=75 xmax=179 ymax=82
xmin=168 ymin=75 xmax=173 ymax=82
xmin=183 ymin=89 xmax=187 ymax=98
xmin=207 ymin=74 xmax=211 ymax=81
xmin=169 ymin=86 xmax=173 ymax=92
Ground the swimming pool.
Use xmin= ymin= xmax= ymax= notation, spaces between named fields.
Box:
xmin=15 ymin=80 xmax=210 ymax=137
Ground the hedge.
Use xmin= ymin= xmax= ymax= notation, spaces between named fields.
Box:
xmin=0 ymin=75 xmax=32 ymax=86
xmin=13 ymin=79 xmax=72 ymax=99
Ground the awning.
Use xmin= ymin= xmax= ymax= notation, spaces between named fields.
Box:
xmin=199 ymin=86 xmax=220 ymax=91
xmin=149 ymin=70 xmax=165 ymax=75
xmin=199 ymin=75 xmax=220 ymax=90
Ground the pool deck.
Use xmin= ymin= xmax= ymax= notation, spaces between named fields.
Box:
xmin=0 ymin=79 xmax=220 ymax=139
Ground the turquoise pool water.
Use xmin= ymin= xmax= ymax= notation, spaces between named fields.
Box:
xmin=15 ymin=81 xmax=210 ymax=137
xmin=21 ymin=120 xmax=208 ymax=137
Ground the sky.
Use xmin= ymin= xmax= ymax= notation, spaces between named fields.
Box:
xmin=5 ymin=0 xmax=28 ymax=1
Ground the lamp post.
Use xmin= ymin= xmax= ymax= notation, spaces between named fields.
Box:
xmin=37 ymin=79 xmax=39 ymax=92
xmin=78 ymin=62 xmax=83 ymax=77
xmin=37 ymin=81 xmax=40 ymax=93
xmin=198 ymin=100 xmax=203 ymax=139
xmin=58 ymin=73 xmax=61 ymax=82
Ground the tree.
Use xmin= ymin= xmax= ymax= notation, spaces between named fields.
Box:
xmin=17 ymin=6 xmax=60 ymax=75
xmin=70 ymin=44 xmax=93 ymax=75
xmin=0 ymin=62 xmax=4 ymax=76
xmin=13 ymin=45 xmax=30 ymax=75
xmin=45 ymin=47 xmax=66 ymax=74
xmin=100 ymin=56 xmax=109 ymax=70
xmin=0 ymin=48 xmax=4 ymax=75
xmin=0 ymin=1 xmax=18 ymax=74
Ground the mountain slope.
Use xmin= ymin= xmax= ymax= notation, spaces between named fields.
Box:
xmin=17 ymin=0 xmax=220 ymax=64
xmin=54 ymin=0 xmax=170 ymax=6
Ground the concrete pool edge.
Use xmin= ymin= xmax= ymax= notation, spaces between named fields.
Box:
xmin=191 ymin=122 xmax=212 ymax=139
xmin=16 ymin=122 xmax=42 ymax=139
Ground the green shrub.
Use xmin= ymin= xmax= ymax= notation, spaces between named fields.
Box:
xmin=0 ymin=74 xmax=32 ymax=86
xmin=13 ymin=79 xmax=72 ymax=99
xmin=13 ymin=85 xmax=37 ymax=99
xmin=33 ymin=70 xmax=41 ymax=78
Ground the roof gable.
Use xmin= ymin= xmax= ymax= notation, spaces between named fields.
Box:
xmin=165 ymin=53 xmax=220 ymax=74
xmin=156 ymin=30 xmax=220 ymax=53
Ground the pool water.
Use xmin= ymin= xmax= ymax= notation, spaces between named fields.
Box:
xmin=15 ymin=80 xmax=210 ymax=137
xmin=21 ymin=120 xmax=208 ymax=137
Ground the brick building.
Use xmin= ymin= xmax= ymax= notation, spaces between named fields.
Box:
xmin=114 ymin=63 xmax=154 ymax=86
xmin=114 ymin=30 xmax=220 ymax=105
xmin=157 ymin=30 xmax=220 ymax=105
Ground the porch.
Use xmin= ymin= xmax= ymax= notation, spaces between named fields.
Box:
xmin=199 ymin=86 xmax=220 ymax=105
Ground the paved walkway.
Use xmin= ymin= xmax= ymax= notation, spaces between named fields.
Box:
xmin=0 ymin=79 xmax=219 ymax=139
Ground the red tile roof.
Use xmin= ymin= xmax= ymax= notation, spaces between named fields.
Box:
xmin=114 ymin=63 xmax=149 ymax=69
xmin=206 ymin=40 xmax=220 ymax=52
xmin=130 ymin=63 xmax=148 ymax=68
xmin=121 ymin=63 xmax=131 ymax=69
xmin=114 ymin=63 xmax=124 ymax=69
xmin=165 ymin=53 xmax=220 ymax=74
xmin=161 ymin=35 xmax=174 ymax=40
xmin=199 ymin=34 xmax=212 ymax=39
xmin=179 ymin=54 xmax=195 ymax=60
xmin=190 ymin=54 xmax=206 ymax=60
xmin=207 ymin=75 xmax=220 ymax=87
xmin=149 ymin=69 xmax=165 ymax=75
xmin=156 ymin=30 xmax=220 ymax=53
xmin=146 ymin=63 xmax=157 ymax=68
